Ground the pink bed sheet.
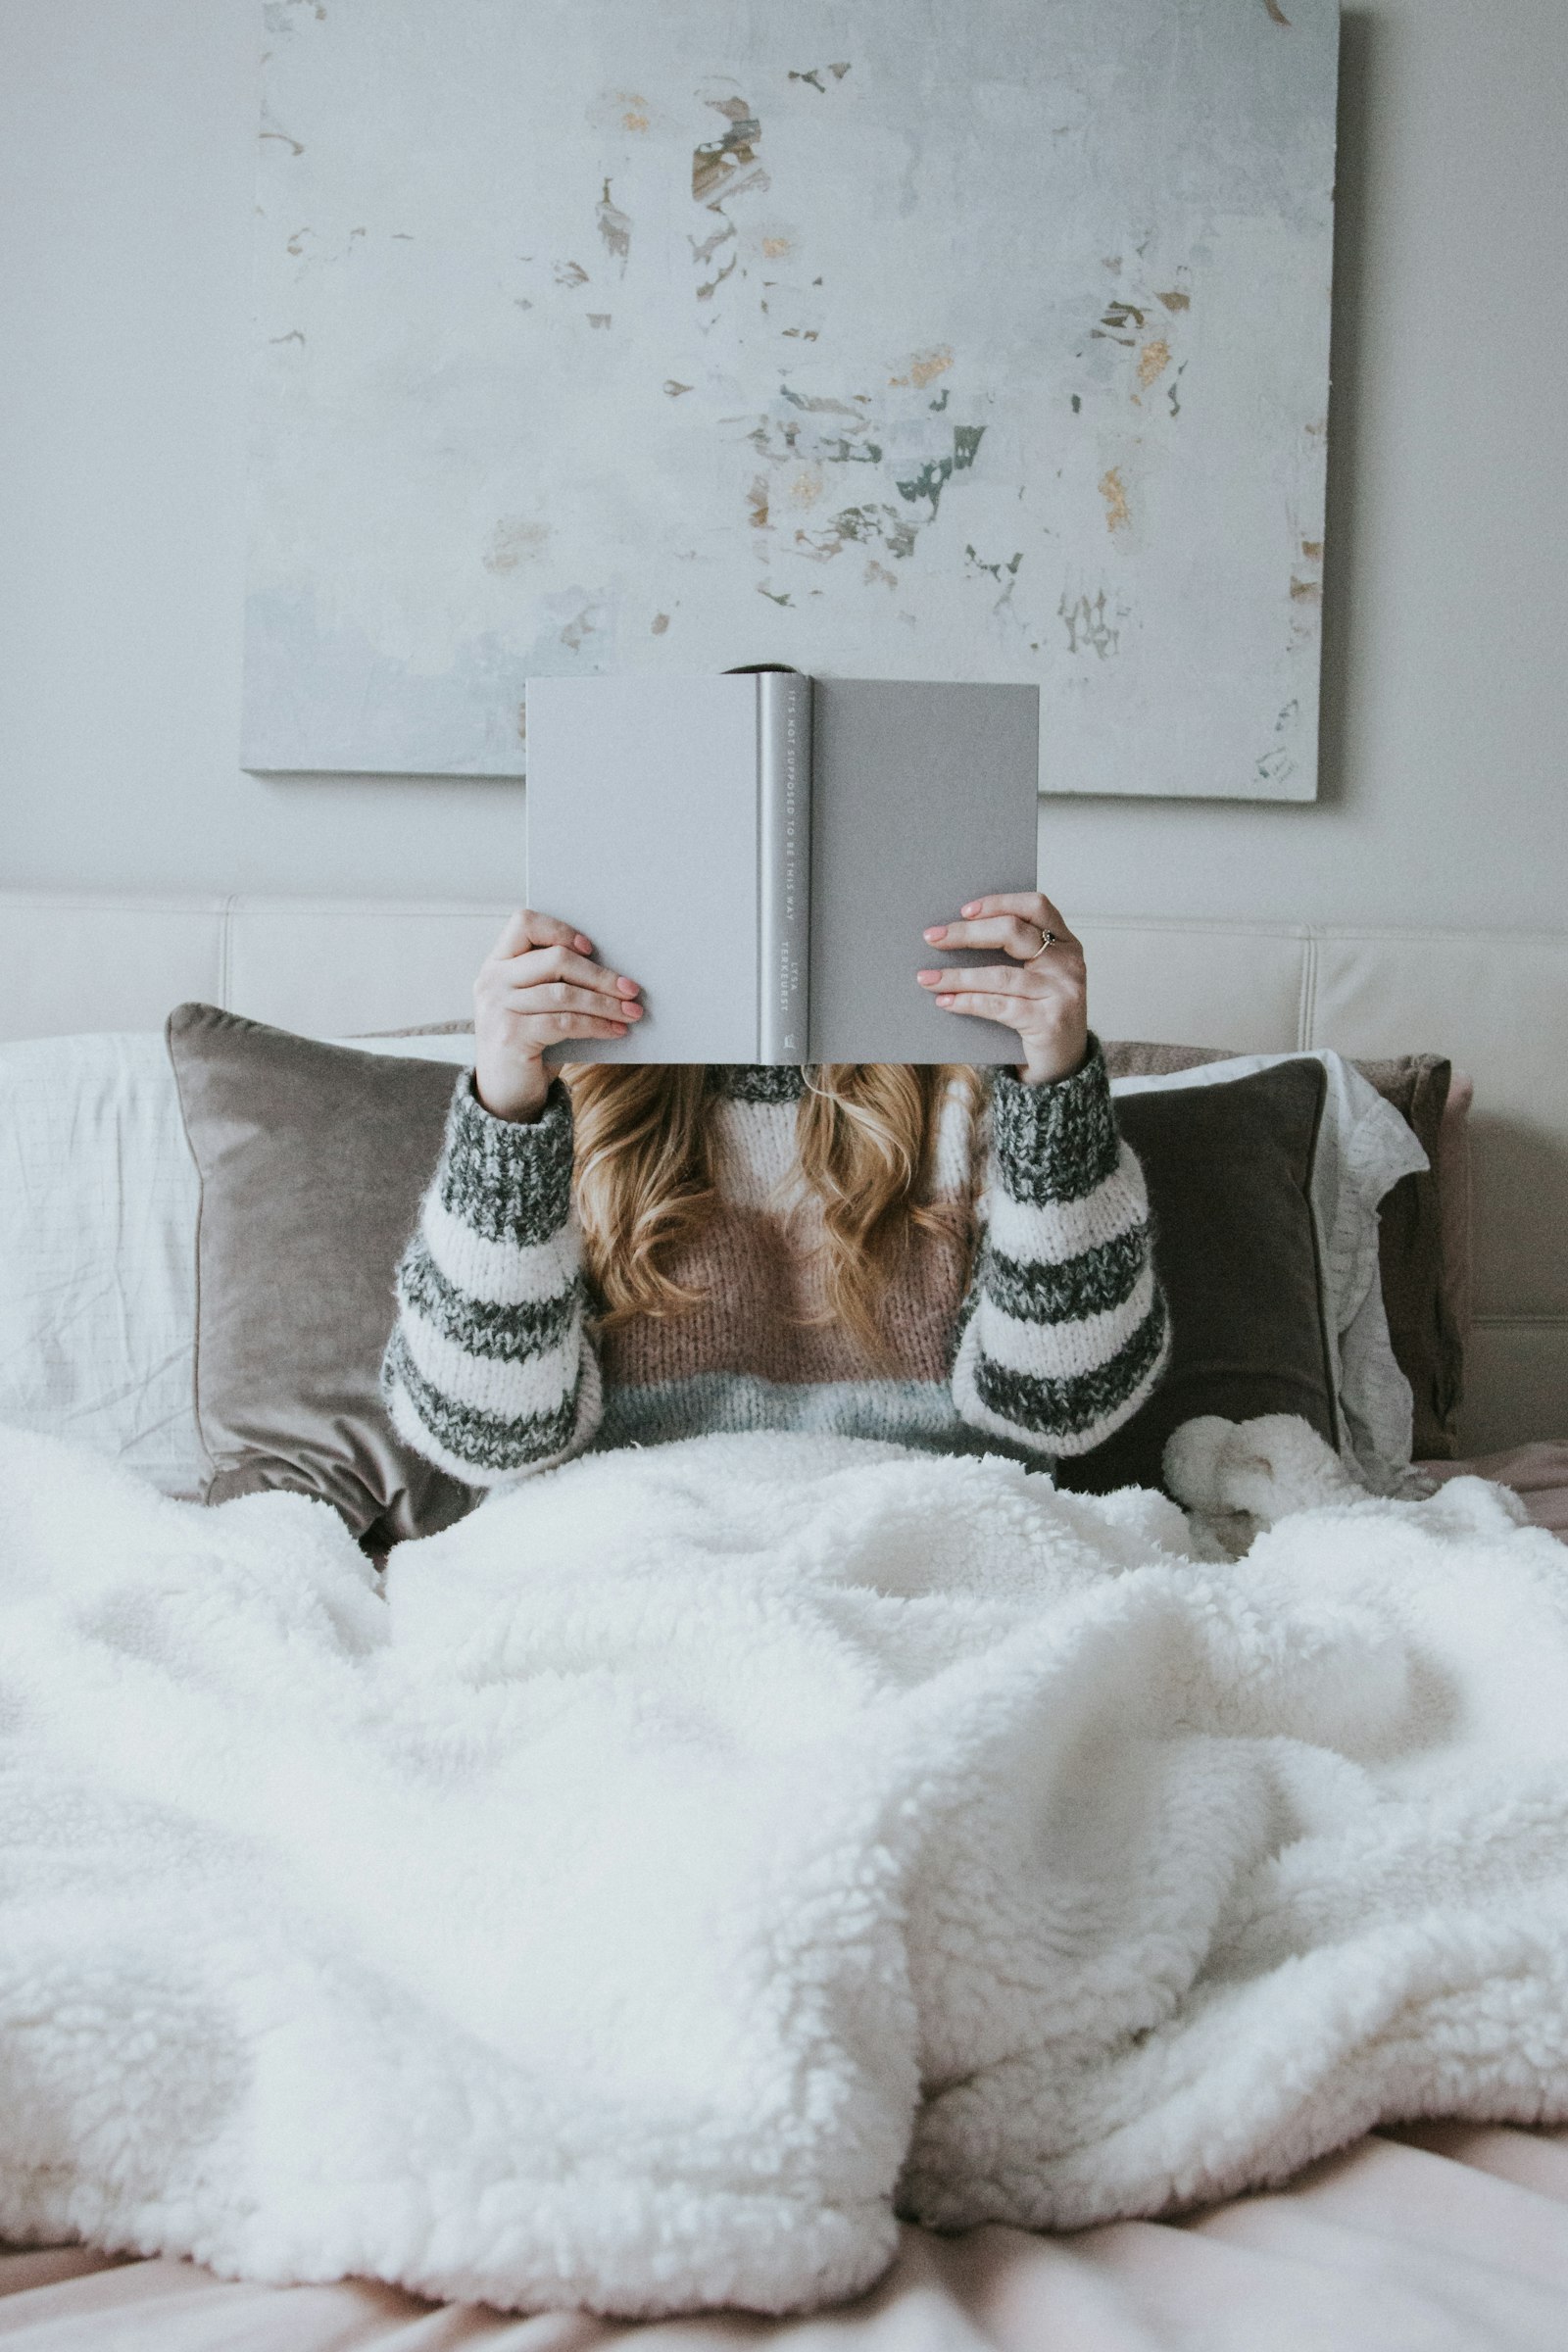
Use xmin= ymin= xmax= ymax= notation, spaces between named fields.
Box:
xmin=1421 ymin=1438 xmax=1568 ymax=1541
xmin=9 ymin=2130 xmax=1568 ymax=2352
xmin=6 ymin=1442 xmax=1567 ymax=2350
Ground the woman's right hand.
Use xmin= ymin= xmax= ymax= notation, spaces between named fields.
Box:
xmin=472 ymin=909 xmax=643 ymax=1122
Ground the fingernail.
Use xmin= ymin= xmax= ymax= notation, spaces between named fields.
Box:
xmin=624 ymin=1003 xmax=642 ymax=1016
xmin=616 ymin=977 xmax=640 ymax=994
xmin=916 ymin=970 xmax=940 ymax=984
xmin=936 ymin=995 xmax=955 ymax=1007
xmin=575 ymin=935 xmax=593 ymax=953
xmin=612 ymin=1023 xmax=627 ymax=1035
xmin=923 ymin=926 xmax=945 ymax=942
xmin=961 ymin=903 xmax=979 ymax=916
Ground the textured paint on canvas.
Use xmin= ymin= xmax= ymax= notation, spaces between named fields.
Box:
xmin=243 ymin=0 xmax=1338 ymax=797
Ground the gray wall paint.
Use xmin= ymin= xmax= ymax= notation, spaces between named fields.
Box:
xmin=1 ymin=0 xmax=1564 ymax=929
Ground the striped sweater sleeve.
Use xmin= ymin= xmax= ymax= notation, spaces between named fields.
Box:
xmin=951 ymin=1038 xmax=1170 ymax=1458
xmin=379 ymin=1070 xmax=602 ymax=1487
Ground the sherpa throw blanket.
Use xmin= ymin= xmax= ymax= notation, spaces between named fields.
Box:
xmin=3 ymin=1418 xmax=1568 ymax=2317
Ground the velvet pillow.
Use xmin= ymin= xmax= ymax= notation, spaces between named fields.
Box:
xmin=166 ymin=1002 xmax=477 ymax=1550
xmin=1102 ymin=1042 xmax=1463 ymax=1458
xmin=1055 ymin=1056 xmax=1337 ymax=1497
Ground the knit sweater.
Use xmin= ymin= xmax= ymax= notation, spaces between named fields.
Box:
xmin=380 ymin=1041 xmax=1169 ymax=1487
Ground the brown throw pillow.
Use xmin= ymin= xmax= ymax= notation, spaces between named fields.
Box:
xmin=166 ymin=1002 xmax=478 ymax=1551
xmin=1055 ymin=1057 xmax=1337 ymax=1498
xmin=1102 ymin=1042 xmax=1462 ymax=1460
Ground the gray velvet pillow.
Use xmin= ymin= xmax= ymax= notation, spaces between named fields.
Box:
xmin=1055 ymin=1056 xmax=1337 ymax=1497
xmin=166 ymin=1003 xmax=477 ymax=1550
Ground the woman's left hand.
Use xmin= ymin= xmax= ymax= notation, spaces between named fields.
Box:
xmin=917 ymin=891 xmax=1090 ymax=1085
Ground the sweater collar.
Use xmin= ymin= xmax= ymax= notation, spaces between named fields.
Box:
xmin=707 ymin=1065 xmax=808 ymax=1104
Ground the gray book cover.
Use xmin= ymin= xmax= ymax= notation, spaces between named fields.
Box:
xmin=525 ymin=673 xmax=1039 ymax=1064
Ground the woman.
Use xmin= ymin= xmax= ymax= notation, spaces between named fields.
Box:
xmin=380 ymin=894 xmax=1169 ymax=1485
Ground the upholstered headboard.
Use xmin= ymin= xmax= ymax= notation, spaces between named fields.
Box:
xmin=3 ymin=891 xmax=1564 ymax=1456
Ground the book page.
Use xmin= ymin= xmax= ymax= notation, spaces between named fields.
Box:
xmin=525 ymin=674 xmax=760 ymax=1062
xmin=808 ymin=681 xmax=1040 ymax=1064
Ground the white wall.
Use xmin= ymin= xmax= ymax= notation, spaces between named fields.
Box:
xmin=1 ymin=0 xmax=1565 ymax=928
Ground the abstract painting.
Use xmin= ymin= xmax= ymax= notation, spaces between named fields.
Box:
xmin=243 ymin=0 xmax=1338 ymax=796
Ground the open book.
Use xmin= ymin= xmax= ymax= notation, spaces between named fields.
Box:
xmin=525 ymin=673 xmax=1039 ymax=1064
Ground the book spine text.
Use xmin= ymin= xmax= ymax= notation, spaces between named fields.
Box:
xmin=758 ymin=673 xmax=812 ymax=1062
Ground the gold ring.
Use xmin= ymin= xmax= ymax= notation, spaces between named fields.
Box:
xmin=1027 ymin=930 xmax=1057 ymax=963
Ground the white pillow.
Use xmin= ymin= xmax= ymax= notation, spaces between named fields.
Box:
xmin=1110 ymin=1052 xmax=1429 ymax=1492
xmin=0 ymin=1033 xmax=206 ymax=1496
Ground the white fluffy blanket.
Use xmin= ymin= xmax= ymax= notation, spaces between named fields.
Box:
xmin=3 ymin=1418 xmax=1568 ymax=2318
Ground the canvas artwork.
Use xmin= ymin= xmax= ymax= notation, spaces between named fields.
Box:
xmin=242 ymin=0 xmax=1339 ymax=798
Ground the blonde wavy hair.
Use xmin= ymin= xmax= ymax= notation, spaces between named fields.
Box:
xmin=561 ymin=1063 xmax=986 ymax=1360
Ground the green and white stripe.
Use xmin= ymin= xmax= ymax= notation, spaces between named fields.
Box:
xmin=952 ymin=1054 xmax=1171 ymax=1457
xmin=380 ymin=1077 xmax=599 ymax=1485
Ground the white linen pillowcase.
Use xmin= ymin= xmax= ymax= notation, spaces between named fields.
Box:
xmin=0 ymin=1030 xmax=1422 ymax=1497
xmin=0 ymin=1033 xmax=206 ymax=1496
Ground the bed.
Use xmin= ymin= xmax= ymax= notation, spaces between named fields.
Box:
xmin=3 ymin=892 xmax=1567 ymax=2347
